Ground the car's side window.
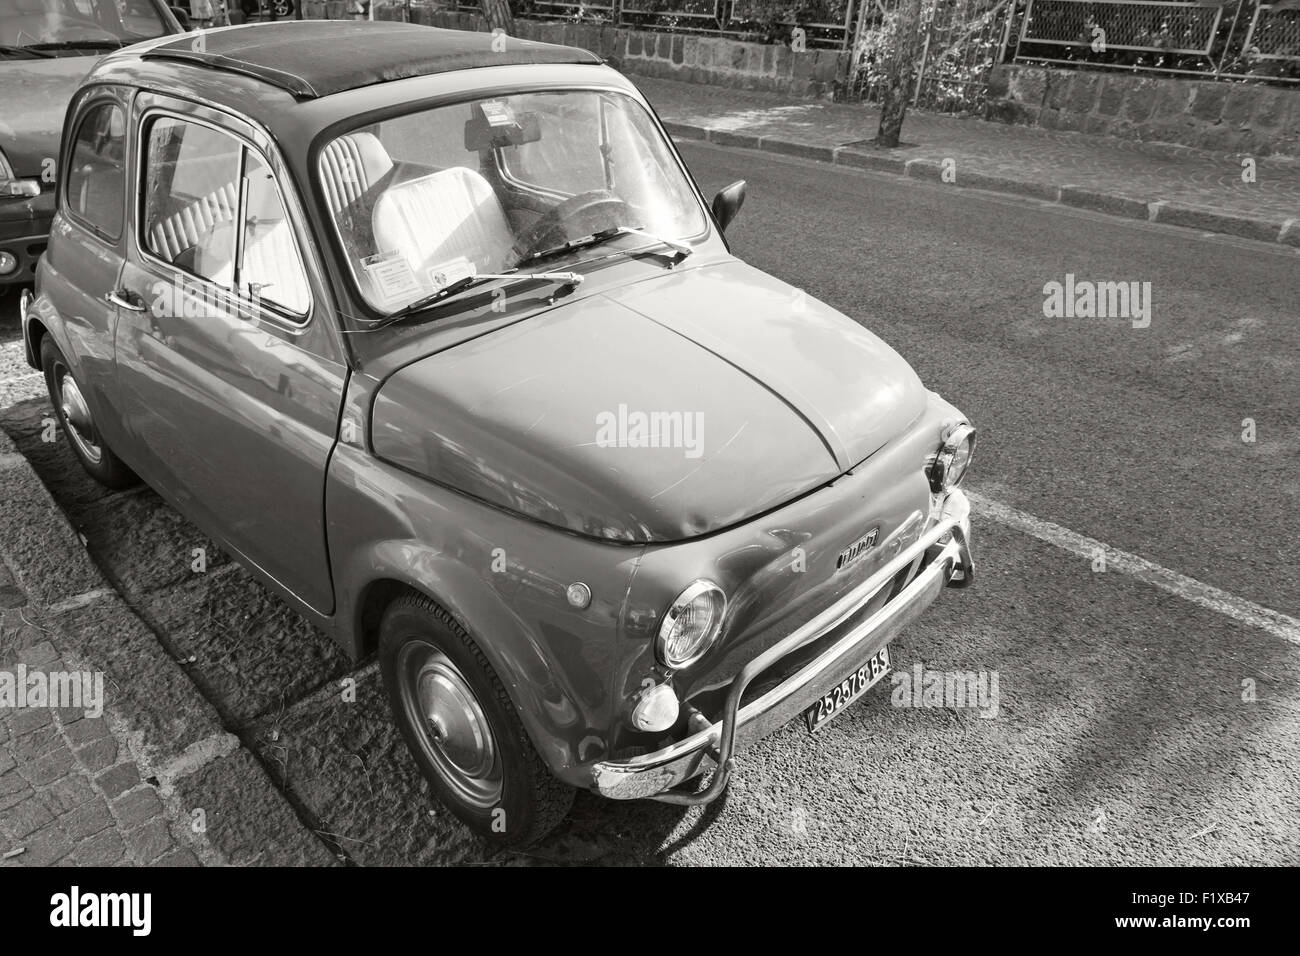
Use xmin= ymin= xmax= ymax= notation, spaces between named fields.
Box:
xmin=141 ymin=115 xmax=310 ymax=320
xmin=65 ymin=102 xmax=126 ymax=240
xmin=142 ymin=117 xmax=241 ymax=285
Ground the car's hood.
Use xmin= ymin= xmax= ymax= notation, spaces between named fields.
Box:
xmin=370 ymin=260 xmax=927 ymax=542
xmin=0 ymin=57 xmax=96 ymax=176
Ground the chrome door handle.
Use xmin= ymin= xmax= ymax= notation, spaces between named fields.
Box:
xmin=105 ymin=290 xmax=147 ymax=312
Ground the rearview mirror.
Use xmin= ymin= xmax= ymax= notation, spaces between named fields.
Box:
xmin=169 ymin=6 xmax=192 ymax=29
xmin=464 ymin=109 xmax=542 ymax=152
xmin=712 ymin=180 xmax=746 ymax=233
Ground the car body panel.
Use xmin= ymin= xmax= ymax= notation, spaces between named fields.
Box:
xmin=605 ymin=259 xmax=928 ymax=470
xmin=0 ymin=208 xmax=53 ymax=286
xmin=109 ymin=90 xmax=347 ymax=614
xmin=326 ymin=414 xmax=644 ymax=785
xmin=0 ymin=56 xmax=96 ymax=177
xmin=371 ymin=258 xmax=926 ymax=543
xmin=370 ymin=279 xmax=838 ymax=543
xmin=610 ymin=393 xmax=964 ymax=752
xmin=33 ymin=84 xmax=136 ymax=445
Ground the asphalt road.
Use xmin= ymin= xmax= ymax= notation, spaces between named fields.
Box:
xmin=1 ymin=141 xmax=1296 ymax=865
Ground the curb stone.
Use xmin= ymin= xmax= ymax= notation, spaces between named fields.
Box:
xmin=0 ymin=429 xmax=337 ymax=866
xmin=669 ymin=121 xmax=1297 ymax=246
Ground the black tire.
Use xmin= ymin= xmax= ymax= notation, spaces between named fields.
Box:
xmin=40 ymin=337 xmax=138 ymax=490
xmin=379 ymin=593 xmax=575 ymax=846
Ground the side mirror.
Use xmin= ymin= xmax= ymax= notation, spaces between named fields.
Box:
xmin=170 ymin=6 xmax=192 ymax=29
xmin=711 ymin=180 xmax=746 ymax=233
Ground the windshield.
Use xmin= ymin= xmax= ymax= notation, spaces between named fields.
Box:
xmin=0 ymin=0 xmax=168 ymax=54
xmin=318 ymin=89 xmax=708 ymax=315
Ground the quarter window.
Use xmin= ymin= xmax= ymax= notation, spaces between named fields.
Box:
xmin=65 ymin=103 xmax=126 ymax=240
xmin=141 ymin=116 xmax=309 ymax=318
xmin=237 ymin=152 xmax=310 ymax=315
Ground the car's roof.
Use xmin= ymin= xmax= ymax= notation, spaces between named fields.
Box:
xmin=138 ymin=20 xmax=603 ymax=99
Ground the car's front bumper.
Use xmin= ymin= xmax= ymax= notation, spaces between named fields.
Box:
xmin=590 ymin=487 xmax=974 ymax=803
xmin=0 ymin=195 xmax=53 ymax=286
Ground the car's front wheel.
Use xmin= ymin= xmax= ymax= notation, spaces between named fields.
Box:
xmin=379 ymin=594 xmax=575 ymax=846
xmin=41 ymin=338 xmax=138 ymax=489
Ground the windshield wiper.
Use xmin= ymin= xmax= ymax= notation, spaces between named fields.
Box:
xmin=371 ymin=270 xmax=584 ymax=330
xmin=0 ymin=44 xmax=56 ymax=58
xmin=609 ymin=227 xmax=692 ymax=259
xmin=26 ymin=39 xmax=125 ymax=51
xmin=518 ymin=226 xmax=691 ymax=269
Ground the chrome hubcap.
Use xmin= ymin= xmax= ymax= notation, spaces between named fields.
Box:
xmin=400 ymin=642 xmax=501 ymax=809
xmin=56 ymin=366 xmax=102 ymax=464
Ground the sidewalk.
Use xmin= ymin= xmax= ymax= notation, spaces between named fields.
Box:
xmin=638 ymin=77 xmax=1300 ymax=246
xmin=0 ymin=427 xmax=335 ymax=867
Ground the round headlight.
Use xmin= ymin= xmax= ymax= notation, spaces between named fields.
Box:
xmin=929 ymin=423 xmax=976 ymax=493
xmin=656 ymin=580 xmax=727 ymax=669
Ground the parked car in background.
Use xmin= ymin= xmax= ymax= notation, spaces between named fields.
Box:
xmin=22 ymin=21 xmax=976 ymax=845
xmin=0 ymin=0 xmax=184 ymax=288
xmin=231 ymin=0 xmax=292 ymax=22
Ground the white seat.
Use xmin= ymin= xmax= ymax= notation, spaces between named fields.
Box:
xmin=149 ymin=182 xmax=238 ymax=263
xmin=372 ymin=166 xmax=515 ymax=287
xmin=208 ymin=219 xmax=310 ymax=315
xmin=318 ymin=132 xmax=394 ymax=216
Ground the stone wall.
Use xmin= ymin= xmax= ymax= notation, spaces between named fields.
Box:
xmin=301 ymin=2 xmax=849 ymax=98
xmin=986 ymin=63 xmax=1300 ymax=159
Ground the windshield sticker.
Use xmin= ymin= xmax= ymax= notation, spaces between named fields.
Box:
xmin=362 ymin=251 xmax=422 ymax=305
xmin=480 ymin=100 xmax=516 ymax=128
xmin=428 ymin=257 xmax=476 ymax=291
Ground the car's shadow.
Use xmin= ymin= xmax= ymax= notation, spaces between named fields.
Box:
xmin=0 ymin=393 xmax=705 ymax=864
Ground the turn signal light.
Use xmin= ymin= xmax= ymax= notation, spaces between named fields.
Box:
xmin=631 ymin=683 xmax=680 ymax=733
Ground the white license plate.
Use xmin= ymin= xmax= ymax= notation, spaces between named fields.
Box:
xmin=803 ymin=646 xmax=891 ymax=732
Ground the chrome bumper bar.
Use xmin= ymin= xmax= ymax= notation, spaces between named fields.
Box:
xmin=590 ymin=488 xmax=974 ymax=803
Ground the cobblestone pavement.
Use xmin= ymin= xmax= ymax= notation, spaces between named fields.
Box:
xmin=0 ymin=336 xmax=42 ymax=409
xmin=638 ymin=77 xmax=1300 ymax=240
xmin=0 ymin=571 xmax=201 ymax=866
xmin=1 ymin=299 xmax=338 ymax=866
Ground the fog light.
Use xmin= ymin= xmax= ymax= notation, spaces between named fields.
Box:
xmin=631 ymin=683 xmax=680 ymax=733
xmin=0 ymin=251 xmax=16 ymax=276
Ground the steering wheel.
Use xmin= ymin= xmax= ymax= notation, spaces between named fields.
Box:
xmin=513 ymin=190 xmax=632 ymax=262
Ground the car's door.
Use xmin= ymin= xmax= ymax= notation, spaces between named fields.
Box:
xmin=112 ymin=93 xmax=346 ymax=615
xmin=40 ymin=86 xmax=134 ymax=450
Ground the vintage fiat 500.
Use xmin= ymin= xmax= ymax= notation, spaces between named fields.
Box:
xmin=22 ymin=20 xmax=976 ymax=844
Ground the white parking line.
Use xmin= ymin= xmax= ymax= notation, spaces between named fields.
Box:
xmin=967 ymin=490 xmax=1300 ymax=646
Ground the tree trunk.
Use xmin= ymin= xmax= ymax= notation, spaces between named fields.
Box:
xmin=479 ymin=0 xmax=515 ymax=34
xmin=876 ymin=77 xmax=910 ymax=148
xmin=875 ymin=0 xmax=927 ymax=148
